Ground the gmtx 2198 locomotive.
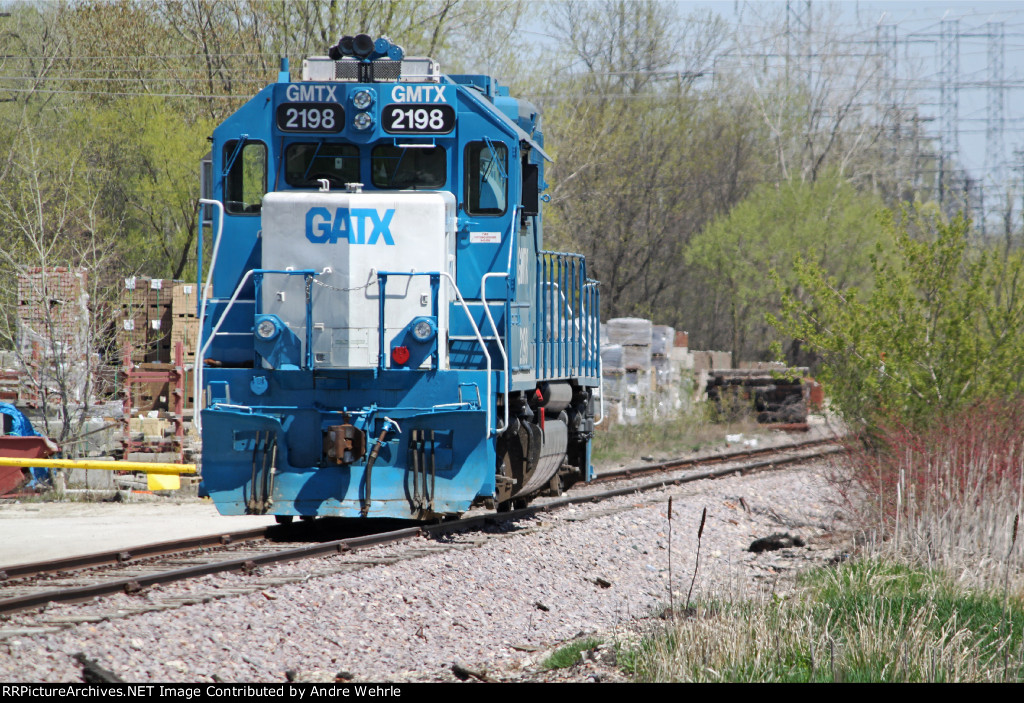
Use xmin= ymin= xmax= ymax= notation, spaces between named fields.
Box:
xmin=196 ymin=34 xmax=600 ymax=521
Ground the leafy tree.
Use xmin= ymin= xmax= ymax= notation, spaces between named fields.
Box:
xmin=769 ymin=203 xmax=1024 ymax=427
xmin=686 ymin=173 xmax=889 ymax=361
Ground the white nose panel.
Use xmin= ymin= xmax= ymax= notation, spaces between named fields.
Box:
xmin=260 ymin=190 xmax=455 ymax=368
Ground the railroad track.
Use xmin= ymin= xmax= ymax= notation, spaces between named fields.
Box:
xmin=0 ymin=436 xmax=844 ymax=634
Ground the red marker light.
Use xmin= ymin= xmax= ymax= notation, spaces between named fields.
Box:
xmin=392 ymin=346 xmax=410 ymax=365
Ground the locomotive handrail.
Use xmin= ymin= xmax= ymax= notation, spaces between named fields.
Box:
xmin=476 ymin=203 xmax=518 ymax=433
xmin=536 ymin=251 xmax=599 ymax=382
xmin=195 ymin=198 xmax=224 ymax=434
xmin=480 ymin=272 xmax=510 ymax=433
xmin=194 ymin=268 xmax=315 ymax=429
xmin=583 ymin=278 xmax=604 ymax=426
xmin=253 ymin=269 xmax=318 ymax=369
xmin=375 ymin=270 xmax=495 ymax=435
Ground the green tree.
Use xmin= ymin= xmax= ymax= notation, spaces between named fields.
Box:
xmin=686 ymin=173 xmax=889 ymax=361
xmin=770 ymin=204 xmax=1024 ymax=427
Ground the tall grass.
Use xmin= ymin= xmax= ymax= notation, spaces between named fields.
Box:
xmin=627 ymin=561 xmax=1024 ymax=682
xmin=625 ymin=399 xmax=1024 ymax=682
xmin=840 ymin=398 xmax=1024 ymax=587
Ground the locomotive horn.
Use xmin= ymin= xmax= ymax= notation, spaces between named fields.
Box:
xmin=338 ymin=35 xmax=355 ymax=56
xmin=353 ymin=33 xmax=374 ymax=58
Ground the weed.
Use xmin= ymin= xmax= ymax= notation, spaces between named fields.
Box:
xmin=838 ymin=398 xmax=1024 ymax=589
xmin=543 ymin=637 xmax=604 ymax=670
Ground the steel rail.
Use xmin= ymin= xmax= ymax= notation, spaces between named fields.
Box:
xmin=592 ymin=435 xmax=842 ymax=484
xmin=0 ymin=528 xmax=270 ymax=582
xmin=0 ymin=439 xmax=845 ymax=616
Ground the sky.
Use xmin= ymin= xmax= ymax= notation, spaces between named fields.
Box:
xmin=691 ymin=2 xmax=1024 ymax=193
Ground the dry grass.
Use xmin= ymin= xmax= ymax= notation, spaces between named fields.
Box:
xmin=837 ymin=399 xmax=1024 ymax=590
xmin=626 ymin=561 xmax=1024 ymax=682
xmin=624 ymin=399 xmax=1024 ymax=682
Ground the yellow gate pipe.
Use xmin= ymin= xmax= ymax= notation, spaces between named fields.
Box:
xmin=0 ymin=457 xmax=196 ymax=475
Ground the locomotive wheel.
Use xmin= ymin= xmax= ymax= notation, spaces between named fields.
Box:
xmin=495 ymin=447 xmax=516 ymax=507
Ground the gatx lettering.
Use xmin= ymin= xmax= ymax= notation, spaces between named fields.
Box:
xmin=390 ymin=85 xmax=447 ymax=103
xmin=285 ymin=84 xmax=339 ymax=102
xmin=305 ymin=207 xmax=395 ymax=245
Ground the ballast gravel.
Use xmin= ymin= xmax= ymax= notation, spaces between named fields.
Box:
xmin=0 ymin=459 xmax=846 ymax=683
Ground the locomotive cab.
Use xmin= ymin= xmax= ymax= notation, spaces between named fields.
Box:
xmin=197 ymin=35 xmax=600 ymax=520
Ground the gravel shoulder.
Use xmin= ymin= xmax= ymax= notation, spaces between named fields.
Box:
xmin=0 ymin=452 xmax=850 ymax=683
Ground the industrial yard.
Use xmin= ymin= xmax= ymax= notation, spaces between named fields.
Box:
xmin=2 ymin=0 xmax=1024 ymax=685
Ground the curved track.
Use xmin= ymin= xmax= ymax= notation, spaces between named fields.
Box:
xmin=0 ymin=436 xmax=844 ymax=621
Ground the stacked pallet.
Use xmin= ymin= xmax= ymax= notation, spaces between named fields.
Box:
xmin=118 ymin=277 xmax=165 ymax=363
xmin=118 ymin=278 xmax=203 ymax=365
xmin=116 ymin=279 xmax=204 ymax=415
xmin=650 ymin=325 xmax=680 ymax=416
xmin=170 ymin=283 xmax=203 ymax=365
xmin=15 ymin=268 xmax=93 ymax=406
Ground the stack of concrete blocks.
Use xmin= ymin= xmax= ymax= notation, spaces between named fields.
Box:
xmin=691 ymin=350 xmax=734 ymax=402
xmin=604 ymin=318 xmax=654 ymax=425
xmin=650 ymin=325 xmax=678 ymax=417
xmin=670 ymin=330 xmax=695 ymax=409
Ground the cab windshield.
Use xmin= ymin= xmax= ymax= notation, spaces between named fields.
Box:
xmin=371 ymin=145 xmax=446 ymax=189
xmin=285 ymin=143 xmax=360 ymax=188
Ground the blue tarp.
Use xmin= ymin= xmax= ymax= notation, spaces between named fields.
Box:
xmin=0 ymin=402 xmax=51 ymax=486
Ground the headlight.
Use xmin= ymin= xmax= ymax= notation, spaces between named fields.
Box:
xmin=353 ymin=112 xmax=374 ymax=131
xmin=412 ymin=318 xmax=435 ymax=341
xmin=256 ymin=318 xmax=278 ymax=340
xmin=352 ymin=90 xmax=373 ymax=110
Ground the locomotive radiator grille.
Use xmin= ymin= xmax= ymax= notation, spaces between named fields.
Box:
xmin=333 ymin=60 xmax=402 ymax=82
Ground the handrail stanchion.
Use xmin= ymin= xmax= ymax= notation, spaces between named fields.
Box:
xmin=194 ymin=199 xmax=224 ymax=434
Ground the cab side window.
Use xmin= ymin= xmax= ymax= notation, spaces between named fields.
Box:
xmin=465 ymin=141 xmax=508 ymax=216
xmin=223 ymin=140 xmax=267 ymax=215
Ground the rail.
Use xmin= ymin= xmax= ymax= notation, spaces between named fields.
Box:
xmin=194 ymin=268 xmax=315 ymax=423
xmin=536 ymin=251 xmax=600 ymax=381
xmin=195 ymin=199 xmax=224 ymax=433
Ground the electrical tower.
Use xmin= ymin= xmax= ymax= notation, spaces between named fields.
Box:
xmin=939 ymin=18 xmax=960 ymax=208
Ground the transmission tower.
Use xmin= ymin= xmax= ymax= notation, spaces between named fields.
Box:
xmin=875 ymin=23 xmax=901 ymax=184
xmin=939 ymin=18 xmax=960 ymax=207
xmin=986 ymin=21 xmax=1006 ymax=201
xmin=785 ymin=0 xmax=812 ymax=90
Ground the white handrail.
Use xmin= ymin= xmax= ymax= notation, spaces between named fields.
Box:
xmin=194 ymin=199 xmax=224 ymax=433
xmin=438 ymin=272 xmax=495 ymax=435
xmin=480 ymin=272 xmax=510 ymax=433
xmin=375 ymin=270 xmax=495 ymax=435
xmin=475 ymin=206 xmax=516 ymax=431
xmin=194 ymin=268 xmax=256 ymax=432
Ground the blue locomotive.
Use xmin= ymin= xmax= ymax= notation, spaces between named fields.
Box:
xmin=195 ymin=34 xmax=600 ymax=521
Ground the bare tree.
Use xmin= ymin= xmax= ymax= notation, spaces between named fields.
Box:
xmin=0 ymin=121 xmax=121 ymax=449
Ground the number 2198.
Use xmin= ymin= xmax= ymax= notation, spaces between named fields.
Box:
xmin=275 ymin=103 xmax=343 ymax=133
xmin=383 ymin=104 xmax=454 ymax=134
